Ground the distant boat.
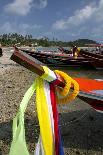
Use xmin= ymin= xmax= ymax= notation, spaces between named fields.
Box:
xmin=20 ymin=48 xmax=93 ymax=68
xmin=80 ymin=49 xmax=103 ymax=69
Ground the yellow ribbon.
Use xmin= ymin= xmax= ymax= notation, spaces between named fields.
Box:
xmin=36 ymin=77 xmax=53 ymax=155
xmin=9 ymin=66 xmax=79 ymax=155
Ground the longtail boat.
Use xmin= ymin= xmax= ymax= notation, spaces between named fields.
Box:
xmin=11 ymin=48 xmax=103 ymax=113
xmin=80 ymin=49 xmax=103 ymax=69
xmin=74 ymin=78 xmax=103 ymax=112
xmin=20 ymin=48 xmax=93 ymax=68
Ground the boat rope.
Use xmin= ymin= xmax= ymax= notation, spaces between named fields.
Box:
xmin=9 ymin=66 xmax=79 ymax=155
xmin=29 ymin=110 xmax=89 ymax=128
xmin=60 ymin=110 xmax=89 ymax=127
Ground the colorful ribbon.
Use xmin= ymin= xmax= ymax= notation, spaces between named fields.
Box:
xmin=9 ymin=66 xmax=79 ymax=155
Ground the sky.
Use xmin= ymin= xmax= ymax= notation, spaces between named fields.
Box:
xmin=0 ymin=0 xmax=103 ymax=43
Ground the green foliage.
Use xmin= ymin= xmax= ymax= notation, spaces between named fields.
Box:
xmin=0 ymin=33 xmax=98 ymax=47
xmin=72 ymin=39 xmax=98 ymax=47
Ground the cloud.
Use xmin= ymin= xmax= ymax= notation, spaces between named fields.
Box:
xmin=52 ymin=0 xmax=103 ymax=30
xmin=51 ymin=0 xmax=103 ymax=41
xmin=0 ymin=22 xmax=42 ymax=35
xmin=95 ymin=0 xmax=103 ymax=22
xmin=4 ymin=0 xmax=33 ymax=16
xmin=91 ymin=25 xmax=103 ymax=38
xmin=52 ymin=5 xmax=96 ymax=30
xmin=4 ymin=0 xmax=47 ymax=16
xmin=38 ymin=0 xmax=48 ymax=9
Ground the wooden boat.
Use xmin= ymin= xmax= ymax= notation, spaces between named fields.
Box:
xmin=20 ymin=49 xmax=93 ymax=68
xmin=0 ymin=48 xmax=3 ymax=57
xmin=11 ymin=48 xmax=103 ymax=113
xmin=80 ymin=49 xmax=103 ymax=69
xmin=74 ymin=78 xmax=103 ymax=112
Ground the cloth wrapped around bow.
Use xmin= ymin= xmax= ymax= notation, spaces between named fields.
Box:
xmin=9 ymin=66 xmax=79 ymax=155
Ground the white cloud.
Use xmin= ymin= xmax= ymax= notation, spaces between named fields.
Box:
xmin=4 ymin=0 xmax=48 ymax=16
xmin=52 ymin=19 xmax=68 ymax=30
xmin=4 ymin=0 xmax=33 ymax=16
xmin=91 ymin=25 xmax=103 ymax=37
xmin=95 ymin=0 xmax=103 ymax=22
xmin=0 ymin=22 xmax=42 ymax=35
xmin=53 ymin=5 xmax=96 ymax=30
xmin=66 ymin=26 xmax=87 ymax=37
xmin=52 ymin=0 xmax=103 ymax=30
xmin=32 ymin=0 xmax=47 ymax=9
xmin=39 ymin=0 xmax=47 ymax=9
xmin=0 ymin=22 xmax=15 ymax=33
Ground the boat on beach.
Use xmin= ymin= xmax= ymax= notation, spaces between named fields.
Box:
xmin=80 ymin=49 xmax=103 ymax=69
xmin=0 ymin=44 xmax=3 ymax=56
xmin=20 ymin=48 xmax=93 ymax=68
xmin=74 ymin=78 xmax=103 ymax=112
xmin=11 ymin=48 xmax=103 ymax=113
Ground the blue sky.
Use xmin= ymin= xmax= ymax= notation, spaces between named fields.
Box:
xmin=0 ymin=0 xmax=103 ymax=42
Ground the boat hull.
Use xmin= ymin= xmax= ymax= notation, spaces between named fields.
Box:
xmin=21 ymin=49 xmax=93 ymax=68
xmin=78 ymin=96 xmax=103 ymax=112
xmin=80 ymin=50 xmax=103 ymax=69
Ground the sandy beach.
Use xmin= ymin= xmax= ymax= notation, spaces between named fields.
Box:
xmin=0 ymin=48 xmax=103 ymax=155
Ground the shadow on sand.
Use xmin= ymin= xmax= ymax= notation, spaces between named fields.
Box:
xmin=0 ymin=109 xmax=103 ymax=154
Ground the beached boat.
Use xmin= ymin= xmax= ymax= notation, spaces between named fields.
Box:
xmin=74 ymin=78 xmax=103 ymax=112
xmin=20 ymin=49 xmax=93 ymax=68
xmin=0 ymin=47 xmax=3 ymax=56
xmin=11 ymin=48 xmax=103 ymax=113
xmin=80 ymin=49 xmax=103 ymax=69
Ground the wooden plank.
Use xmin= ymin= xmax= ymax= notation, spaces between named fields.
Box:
xmin=11 ymin=48 xmax=45 ymax=76
xmin=10 ymin=48 xmax=65 ymax=87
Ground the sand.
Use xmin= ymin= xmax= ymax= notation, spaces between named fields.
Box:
xmin=0 ymin=48 xmax=103 ymax=155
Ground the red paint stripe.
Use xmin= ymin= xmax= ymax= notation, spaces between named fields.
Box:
xmin=74 ymin=78 xmax=103 ymax=92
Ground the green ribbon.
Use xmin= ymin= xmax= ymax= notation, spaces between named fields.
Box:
xmin=9 ymin=81 xmax=36 ymax=155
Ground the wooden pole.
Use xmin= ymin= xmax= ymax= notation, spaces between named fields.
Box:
xmin=11 ymin=48 xmax=45 ymax=76
xmin=11 ymin=48 xmax=65 ymax=87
